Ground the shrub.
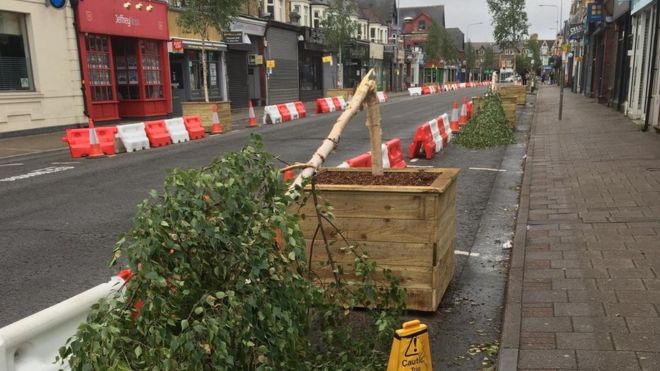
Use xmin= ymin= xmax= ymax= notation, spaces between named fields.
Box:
xmin=455 ymin=92 xmax=515 ymax=149
xmin=58 ymin=135 xmax=405 ymax=371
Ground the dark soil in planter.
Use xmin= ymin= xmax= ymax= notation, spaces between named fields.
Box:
xmin=314 ymin=170 xmax=438 ymax=186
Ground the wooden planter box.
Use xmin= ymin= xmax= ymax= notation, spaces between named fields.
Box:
xmin=181 ymin=101 xmax=232 ymax=132
xmin=297 ymin=168 xmax=459 ymax=312
xmin=501 ymin=96 xmax=517 ymax=130
xmin=499 ymin=86 xmax=527 ymax=105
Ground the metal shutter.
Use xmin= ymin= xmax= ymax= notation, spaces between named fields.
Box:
xmin=227 ymin=50 xmax=249 ymax=108
xmin=267 ymin=27 xmax=299 ymax=104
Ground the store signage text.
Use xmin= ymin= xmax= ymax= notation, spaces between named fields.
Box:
xmin=114 ymin=14 xmax=141 ymax=28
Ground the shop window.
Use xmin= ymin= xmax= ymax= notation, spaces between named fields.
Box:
xmin=114 ymin=39 xmax=140 ymax=100
xmin=188 ymin=50 xmax=220 ymax=99
xmin=300 ymin=56 xmax=321 ymax=91
xmin=141 ymin=40 xmax=163 ymax=99
xmin=85 ymin=34 xmax=113 ymax=102
xmin=0 ymin=11 xmax=33 ymax=91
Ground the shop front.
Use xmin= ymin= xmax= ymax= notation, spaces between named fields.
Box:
xmin=298 ymin=27 xmax=326 ymax=102
xmin=266 ymin=22 xmax=300 ymax=105
xmin=76 ymin=0 xmax=171 ymax=122
xmin=229 ymin=17 xmax=267 ymax=107
xmin=168 ymin=39 xmax=227 ymax=117
xmin=344 ymin=40 xmax=369 ymax=89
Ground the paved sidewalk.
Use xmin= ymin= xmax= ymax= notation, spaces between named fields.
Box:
xmin=499 ymin=86 xmax=660 ymax=370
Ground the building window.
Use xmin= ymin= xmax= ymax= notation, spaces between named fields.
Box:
xmin=0 ymin=11 xmax=33 ymax=91
xmin=357 ymin=24 xmax=363 ymax=39
xmin=266 ymin=0 xmax=275 ymax=18
xmin=370 ymin=27 xmax=375 ymax=40
xmin=293 ymin=4 xmax=300 ymax=15
xmin=278 ymin=0 xmax=284 ymax=22
xmin=141 ymin=40 xmax=163 ymax=99
xmin=418 ymin=20 xmax=426 ymax=31
xmin=302 ymin=5 xmax=309 ymax=26
xmin=85 ymin=34 xmax=113 ymax=101
xmin=313 ymin=10 xmax=320 ymax=28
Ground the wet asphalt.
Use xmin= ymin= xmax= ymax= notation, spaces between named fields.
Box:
xmin=0 ymin=87 xmax=531 ymax=370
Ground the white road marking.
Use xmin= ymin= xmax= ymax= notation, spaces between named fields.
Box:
xmin=410 ymin=158 xmax=419 ymax=163
xmin=0 ymin=163 xmax=23 ymax=167
xmin=51 ymin=161 xmax=80 ymax=165
xmin=455 ymin=250 xmax=480 ymax=257
xmin=0 ymin=166 xmax=74 ymax=182
xmin=469 ymin=167 xmax=507 ymax=172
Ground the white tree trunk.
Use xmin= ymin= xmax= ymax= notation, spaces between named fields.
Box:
xmin=201 ymin=40 xmax=210 ymax=103
xmin=289 ymin=69 xmax=382 ymax=192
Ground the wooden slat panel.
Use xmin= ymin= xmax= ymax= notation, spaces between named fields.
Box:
xmin=305 ymin=240 xmax=435 ymax=267
xmin=297 ymin=217 xmax=439 ymax=244
xmin=312 ymin=264 xmax=434 ymax=290
xmin=297 ymin=192 xmax=436 ymax=220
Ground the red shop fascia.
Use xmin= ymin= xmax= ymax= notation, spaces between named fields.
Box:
xmin=75 ymin=0 xmax=172 ymax=122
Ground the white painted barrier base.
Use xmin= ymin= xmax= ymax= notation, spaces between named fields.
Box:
xmin=0 ymin=277 xmax=125 ymax=371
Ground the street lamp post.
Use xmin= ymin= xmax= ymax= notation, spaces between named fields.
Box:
xmin=465 ymin=22 xmax=483 ymax=82
xmin=540 ymin=1 xmax=564 ymax=120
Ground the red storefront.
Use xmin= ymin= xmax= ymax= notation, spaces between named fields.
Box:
xmin=75 ymin=0 xmax=172 ymax=121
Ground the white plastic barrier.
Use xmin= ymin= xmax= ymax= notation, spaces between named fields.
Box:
xmin=285 ymin=103 xmax=299 ymax=120
xmin=263 ymin=105 xmax=282 ymax=125
xmin=377 ymin=91 xmax=388 ymax=103
xmin=0 ymin=276 xmax=125 ymax=371
xmin=117 ymin=123 xmax=150 ymax=152
xmin=428 ymin=118 xmax=444 ymax=153
xmin=408 ymin=87 xmax=422 ymax=96
xmin=337 ymin=96 xmax=348 ymax=110
xmin=441 ymin=113 xmax=453 ymax=143
xmin=459 ymin=83 xmax=467 ymax=89
xmin=323 ymin=98 xmax=337 ymax=112
xmin=164 ymin=117 xmax=190 ymax=144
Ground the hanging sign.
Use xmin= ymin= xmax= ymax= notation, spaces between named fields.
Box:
xmin=47 ymin=0 xmax=67 ymax=9
xmin=266 ymin=59 xmax=276 ymax=68
xmin=322 ymin=55 xmax=333 ymax=64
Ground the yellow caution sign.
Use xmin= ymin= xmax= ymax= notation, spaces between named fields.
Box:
xmin=387 ymin=320 xmax=432 ymax=371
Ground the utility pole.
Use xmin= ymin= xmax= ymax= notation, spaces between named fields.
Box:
xmin=558 ymin=0 xmax=564 ymax=121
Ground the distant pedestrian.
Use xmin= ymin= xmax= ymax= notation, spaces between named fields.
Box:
xmin=541 ymin=74 xmax=546 ymax=84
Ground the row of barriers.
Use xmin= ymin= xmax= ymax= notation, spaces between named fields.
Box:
xmin=337 ymin=138 xmax=406 ymax=169
xmin=315 ymin=91 xmax=389 ymax=115
xmin=63 ymin=116 xmax=206 ymax=159
xmin=408 ymin=81 xmax=491 ymax=97
xmin=262 ymin=101 xmax=307 ymax=125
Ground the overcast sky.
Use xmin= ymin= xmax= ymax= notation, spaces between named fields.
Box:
xmin=399 ymin=0 xmax=572 ymax=42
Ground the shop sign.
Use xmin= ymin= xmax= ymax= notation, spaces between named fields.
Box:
xmin=230 ymin=18 xmax=267 ymax=36
xmin=248 ymin=54 xmax=264 ymax=65
xmin=587 ymin=3 xmax=604 ymax=23
xmin=567 ymin=23 xmax=584 ymax=40
xmin=171 ymin=39 xmax=184 ymax=53
xmin=266 ymin=59 xmax=276 ymax=68
xmin=223 ymin=32 xmax=243 ymax=44
xmin=77 ymin=0 xmax=169 ymax=40
xmin=322 ymin=55 xmax=333 ymax=64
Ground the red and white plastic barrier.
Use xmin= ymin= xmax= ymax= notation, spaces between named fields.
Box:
xmin=316 ymin=96 xmax=348 ymax=114
xmin=409 ymin=114 xmax=453 ymax=160
xmin=265 ymin=101 xmax=308 ymax=124
xmin=337 ymin=138 xmax=407 ymax=169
